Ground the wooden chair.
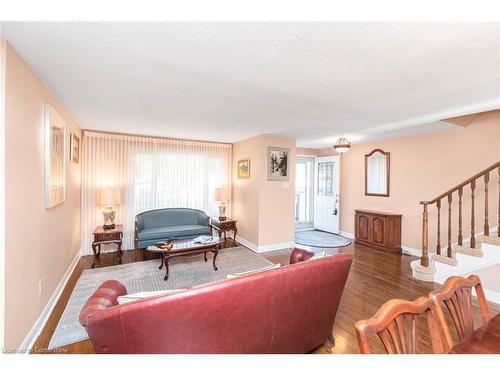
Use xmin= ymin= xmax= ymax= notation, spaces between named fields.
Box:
xmin=429 ymin=275 xmax=491 ymax=351
xmin=354 ymin=297 xmax=447 ymax=354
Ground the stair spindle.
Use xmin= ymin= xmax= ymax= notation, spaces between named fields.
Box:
xmin=421 ymin=203 xmax=429 ymax=267
xmin=436 ymin=199 xmax=441 ymax=255
xmin=418 ymin=161 xmax=500 ymax=271
xmin=484 ymin=172 xmax=489 ymax=236
xmin=458 ymin=187 xmax=463 ymax=246
xmin=447 ymin=194 xmax=452 ymax=258
xmin=471 ymin=179 xmax=476 ymax=249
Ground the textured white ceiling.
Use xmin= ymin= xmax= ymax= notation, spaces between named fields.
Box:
xmin=3 ymin=22 xmax=500 ymax=148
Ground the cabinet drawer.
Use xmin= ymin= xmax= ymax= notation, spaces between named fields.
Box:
xmin=219 ymin=222 xmax=235 ymax=230
xmin=96 ymin=232 xmax=120 ymax=241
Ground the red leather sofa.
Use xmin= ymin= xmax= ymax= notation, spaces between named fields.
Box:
xmin=80 ymin=248 xmax=352 ymax=354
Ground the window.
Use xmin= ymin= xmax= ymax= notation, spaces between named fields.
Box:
xmin=317 ymin=162 xmax=334 ymax=196
xmin=81 ymin=132 xmax=231 ymax=251
xmin=133 ymin=149 xmax=228 ymax=217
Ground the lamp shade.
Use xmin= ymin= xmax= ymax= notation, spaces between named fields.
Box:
xmin=97 ymin=188 xmax=121 ymax=206
xmin=214 ymin=187 xmax=230 ymax=202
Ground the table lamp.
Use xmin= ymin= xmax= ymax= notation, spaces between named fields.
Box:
xmin=97 ymin=188 xmax=121 ymax=229
xmin=214 ymin=187 xmax=230 ymax=221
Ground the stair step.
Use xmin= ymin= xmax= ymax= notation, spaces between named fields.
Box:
xmin=432 ymin=253 xmax=458 ymax=266
xmin=476 ymin=235 xmax=500 ymax=246
xmin=453 ymin=245 xmax=484 ymax=257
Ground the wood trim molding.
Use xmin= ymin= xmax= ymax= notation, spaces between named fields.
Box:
xmin=365 ymin=149 xmax=390 ymax=197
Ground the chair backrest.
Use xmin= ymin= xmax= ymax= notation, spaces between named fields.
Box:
xmin=354 ymin=297 xmax=447 ymax=354
xmin=429 ymin=275 xmax=491 ymax=351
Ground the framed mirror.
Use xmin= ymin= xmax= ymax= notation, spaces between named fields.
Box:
xmin=365 ymin=149 xmax=390 ymax=197
xmin=44 ymin=104 xmax=66 ymax=208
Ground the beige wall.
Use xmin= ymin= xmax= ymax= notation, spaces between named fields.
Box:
xmin=4 ymin=42 xmax=82 ymax=349
xmin=336 ymin=112 xmax=500 ymax=250
xmin=0 ymin=38 xmax=6 ymax=351
xmin=296 ymin=147 xmax=320 ymax=157
xmin=232 ymin=135 xmax=296 ymax=247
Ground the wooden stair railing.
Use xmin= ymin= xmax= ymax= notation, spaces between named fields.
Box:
xmin=419 ymin=161 xmax=500 ymax=267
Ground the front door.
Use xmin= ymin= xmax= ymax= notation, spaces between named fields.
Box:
xmin=314 ymin=155 xmax=340 ymax=233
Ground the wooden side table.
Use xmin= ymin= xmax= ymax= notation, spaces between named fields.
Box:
xmin=210 ymin=218 xmax=237 ymax=246
xmin=92 ymin=225 xmax=123 ymax=268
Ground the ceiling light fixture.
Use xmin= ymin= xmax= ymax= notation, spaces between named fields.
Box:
xmin=333 ymin=138 xmax=351 ymax=154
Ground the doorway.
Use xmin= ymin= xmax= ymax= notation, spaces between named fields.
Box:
xmin=295 ymin=157 xmax=314 ymax=229
xmin=313 ymin=155 xmax=340 ymax=234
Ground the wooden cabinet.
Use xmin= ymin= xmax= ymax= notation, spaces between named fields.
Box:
xmin=355 ymin=210 xmax=402 ymax=253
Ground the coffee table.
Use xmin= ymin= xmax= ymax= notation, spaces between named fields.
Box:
xmin=146 ymin=237 xmax=224 ymax=281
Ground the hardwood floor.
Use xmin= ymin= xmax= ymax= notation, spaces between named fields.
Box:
xmin=32 ymin=240 xmax=499 ymax=354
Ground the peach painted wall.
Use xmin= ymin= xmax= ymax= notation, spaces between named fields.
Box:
xmin=0 ymin=38 xmax=6 ymax=351
xmin=232 ymin=136 xmax=261 ymax=244
xmin=4 ymin=42 xmax=82 ymax=349
xmin=296 ymin=147 xmax=319 ymax=156
xmin=335 ymin=112 xmax=500 ymax=250
xmin=233 ymin=135 xmax=296 ymax=247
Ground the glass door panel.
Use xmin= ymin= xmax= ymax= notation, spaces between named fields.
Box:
xmin=295 ymin=157 xmax=314 ymax=228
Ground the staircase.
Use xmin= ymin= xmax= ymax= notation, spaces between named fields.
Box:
xmin=411 ymin=161 xmax=500 ymax=302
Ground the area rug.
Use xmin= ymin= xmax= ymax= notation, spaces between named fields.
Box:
xmin=295 ymin=230 xmax=351 ymax=248
xmin=48 ymin=246 xmax=274 ymax=349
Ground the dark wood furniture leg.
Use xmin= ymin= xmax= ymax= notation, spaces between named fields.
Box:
xmin=212 ymin=245 xmax=219 ymax=271
xmin=91 ymin=244 xmax=99 ymax=268
xmin=163 ymin=256 xmax=170 ymax=281
xmin=233 ymin=228 xmax=237 ymax=244
xmin=117 ymin=240 xmax=122 ymax=264
xmin=159 ymin=255 xmax=164 ymax=270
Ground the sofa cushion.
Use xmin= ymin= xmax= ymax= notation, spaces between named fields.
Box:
xmin=138 ymin=224 xmax=210 ymax=241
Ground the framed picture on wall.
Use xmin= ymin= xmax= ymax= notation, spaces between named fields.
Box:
xmin=44 ymin=104 xmax=66 ymax=208
xmin=267 ymin=146 xmax=290 ymax=181
xmin=238 ymin=159 xmax=250 ymax=179
xmin=70 ymin=133 xmax=80 ymax=163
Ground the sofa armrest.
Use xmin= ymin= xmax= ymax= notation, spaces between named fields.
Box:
xmin=198 ymin=212 xmax=210 ymax=227
xmin=79 ymin=280 xmax=127 ymax=327
xmin=289 ymin=248 xmax=314 ymax=264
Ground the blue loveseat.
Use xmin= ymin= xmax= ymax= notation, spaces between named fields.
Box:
xmin=134 ymin=208 xmax=211 ymax=249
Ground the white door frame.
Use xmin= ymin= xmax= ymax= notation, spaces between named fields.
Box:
xmin=313 ymin=155 xmax=340 ymax=233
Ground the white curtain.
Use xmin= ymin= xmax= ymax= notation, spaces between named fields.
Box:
xmin=81 ymin=132 xmax=232 ymax=253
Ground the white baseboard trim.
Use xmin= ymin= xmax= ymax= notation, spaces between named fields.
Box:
xmin=402 ymin=246 xmax=422 ymax=257
xmin=18 ymin=251 xmax=80 ymax=353
xmin=339 ymin=231 xmax=355 ymax=239
xmin=295 ymin=227 xmax=315 ymax=233
xmin=237 ymin=236 xmax=294 ymax=253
